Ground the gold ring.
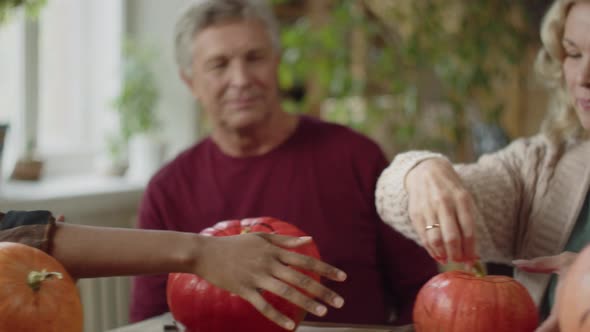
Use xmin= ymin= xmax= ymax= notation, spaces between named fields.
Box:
xmin=425 ymin=223 xmax=440 ymax=231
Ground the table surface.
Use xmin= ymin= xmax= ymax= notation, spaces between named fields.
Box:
xmin=107 ymin=313 xmax=414 ymax=332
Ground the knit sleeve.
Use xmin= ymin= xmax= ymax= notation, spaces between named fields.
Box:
xmin=376 ymin=137 xmax=547 ymax=263
xmin=375 ymin=151 xmax=446 ymax=244
xmin=0 ymin=210 xmax=57 ymax=253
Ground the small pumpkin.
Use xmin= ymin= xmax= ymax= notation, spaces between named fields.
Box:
xmin=558 ymin=245 xmax=590 ymax=332
xmin=0 ymin=242 xmax=83 ymax=332
xmin=413 ymin=264 xmax=539 ymax=332
xmin=166 ymin=217 xmax=321 ymax=332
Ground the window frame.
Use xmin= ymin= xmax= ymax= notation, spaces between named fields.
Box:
xmin=2 ymin=1 xmax=124 ymax=178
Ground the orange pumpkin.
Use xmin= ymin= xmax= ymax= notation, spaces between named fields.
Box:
xmin=413 ymin=268 xmax=539 ymax=332
xmin=0 ymin=242 xmax=83 ymax=332
xmin=558 ymin=245 xmax=590 ymax=332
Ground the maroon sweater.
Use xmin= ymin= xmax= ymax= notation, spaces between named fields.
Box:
xmin=131 ymin=116 xmax=437 ymax=325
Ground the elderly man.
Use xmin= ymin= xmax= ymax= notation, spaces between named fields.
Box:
xmin=131 ymin=0 xmax=437 ymax=326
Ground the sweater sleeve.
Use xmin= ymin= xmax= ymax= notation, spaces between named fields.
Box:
xmin=375 ymin=151 xmax=447 ymax=245
xmin=0 ymin=210 xmax=57 ymax=253
xmin=376 ymin=137 xmax=548 ymax=263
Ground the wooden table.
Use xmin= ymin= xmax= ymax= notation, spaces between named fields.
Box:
xmin=107 ymin=313 xmax=414 ymax=332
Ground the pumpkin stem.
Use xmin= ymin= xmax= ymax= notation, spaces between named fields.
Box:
xmin=471 ymin=261 xmax=487 ymax=277
xmin=27 ymin=269 xmax=63 ymax=292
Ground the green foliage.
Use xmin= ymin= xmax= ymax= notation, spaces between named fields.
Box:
xmin=108 ymin=40 xmax=159 ymax=165
xmin=394 ymin=1 xmax=531 ymax=114
xmin=274 ymin=0 xmax=535 ymax=156
xmin=0 ymin=0 xmax=46 ymax=23
xmin=279 ymin=1 xmax=367 ymax=101
xmin=112 ymin=40 xmax=159 ymax=141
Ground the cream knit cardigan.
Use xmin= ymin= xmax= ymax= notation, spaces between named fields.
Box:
xmin=376 ymin=135 xmax=590 ymax=306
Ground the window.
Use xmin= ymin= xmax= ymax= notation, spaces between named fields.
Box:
xmin=0 ymin=0 xmax=123 ymax=178
xmin=0 ymin=14 xmax=23 ymax=124
xmin=0 ymin=13 xmax=24 ymax=178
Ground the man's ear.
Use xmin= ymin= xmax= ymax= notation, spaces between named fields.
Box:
xmin=180 ymin=70 xmax=192 ymax=89
xmin=180 ymin=70 xmax=199 ymax=99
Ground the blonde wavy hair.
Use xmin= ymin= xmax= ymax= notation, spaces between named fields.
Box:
xmin=536 ymin=0 xmax=590 ymax=143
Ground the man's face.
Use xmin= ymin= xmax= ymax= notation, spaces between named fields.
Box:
xmin=185 ymin=19 xmax=281 ymax=133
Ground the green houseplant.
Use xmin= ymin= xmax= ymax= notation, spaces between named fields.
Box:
xmin=111 ymin=40 xmax=162 ymax=180
xmin=112 ymin=40 xmax=159 ymax=144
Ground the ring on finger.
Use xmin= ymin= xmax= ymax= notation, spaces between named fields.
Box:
xmin=425 ymin=223 xmax=441 ymax=231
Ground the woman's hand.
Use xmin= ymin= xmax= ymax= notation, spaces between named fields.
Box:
xmin=405 ymin=158 xmax=479 ymax=264
xmin=50 ymin=222 xmax=345 ymax=330
xmin=513 ymin=252 xmax=578 ymax=332
xmin=193 ymin=233 xmax=347 ymax=331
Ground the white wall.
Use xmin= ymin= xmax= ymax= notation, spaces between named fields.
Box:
xmin=126 ymin=0 xmax=200 ymax=160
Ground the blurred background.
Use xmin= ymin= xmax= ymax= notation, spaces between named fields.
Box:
xmin=0 ymin=0 xmax=554 ymax=331
xmin=0 ymin=0 xmax=555 ymax=180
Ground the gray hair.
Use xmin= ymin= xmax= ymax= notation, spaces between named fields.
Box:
xmin=174 ymin=0 xmax=280 ymax=77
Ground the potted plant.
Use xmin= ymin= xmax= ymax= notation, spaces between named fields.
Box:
xmin=112 ymin=40 xmax=162 ymax=182
xmin=10 ymin=139 xmax=43 ymax=181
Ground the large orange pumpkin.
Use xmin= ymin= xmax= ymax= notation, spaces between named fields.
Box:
xmin=558 ymin=245 xmax=590 ymax=332
xmin=413 ymin=269 xmax=539 ymax=332
xmin=166 ymin=217 xmax=321 ymax=332
xmin=0 ymin=242 xmax=83 ymax=332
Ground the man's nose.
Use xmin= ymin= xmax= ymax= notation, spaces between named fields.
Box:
xmin=228 ymin=61 xmax=251 ymax=87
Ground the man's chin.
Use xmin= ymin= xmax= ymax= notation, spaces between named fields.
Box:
xmin=225 ymin=113 xmax=269 ymax=131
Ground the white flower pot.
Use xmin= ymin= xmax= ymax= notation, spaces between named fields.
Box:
xmin=126 ymin=133 xmax=164 ymax=183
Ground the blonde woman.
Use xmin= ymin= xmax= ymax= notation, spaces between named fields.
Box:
xmin=376 ymin=0 xmax=590 ymax=330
